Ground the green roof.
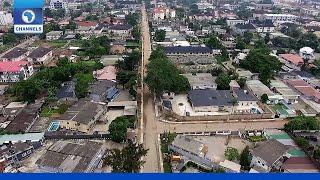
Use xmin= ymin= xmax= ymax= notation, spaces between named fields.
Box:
xmin=288 ymin=149 xmax=306 ymax=157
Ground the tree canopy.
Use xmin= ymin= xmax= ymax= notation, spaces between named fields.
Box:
xmin=240 ymin=146 xmax=251 ymax=171
xmin=284 ymin=116 xmax=320 ymax=132
xmin=206 ymin=35 xmax=222 ymax=49
xmin=225 ymin=147 xmax=240 ymax=161
xmin=216 ymin=73 xmax=231 ymax=90
xmin=240 ymin=49 xmax=282 ymax=85
xmin=108 ymin=116 xmax=135 ymax=143
xmin=145 ymin=49 xmax=190 ymax=95
xmin=154 ymin=30 xmax=166 ymax=42
xmin=104 ymin=141 xmax=148 ymax=172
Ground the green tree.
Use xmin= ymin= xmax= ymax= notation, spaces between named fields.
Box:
xmin=125 ymin=13 xmax=139 ymax=26
xmin=216 ymin=73 xmax=231 ymax=90
xmin=237 ymin=77 xmax=246 ymax=89
xmin=154 ymin=30 xmax=166 ymax=42
xmin=75 ymin=73 xmax=93 ymax=98
xmin=261 ymin=94 xmax=269 ymax=103
xmin=108 ymin=116 xmax=131 ymax=143
xmin=145 ymin=49 xmax=190 ymax=95
xmin=236 ymin=36 xmax=246 ymax=50
xmin=3 ymin=33 xmax=17 ymax=45
xmin=240 ymin=49 xmax=282 ymax=85
xmin=284 ymin=116 xmax=320 ymax=132
xmin=116 ymin=71 xmax=137 ymax=88
xmin=104 ymin=141 xmax=148 ymax=172
xmin=243 ymin=31 xmax=253 ymax=44
xmin=240 ymin=146 xmax=251 ymax=171
xmin=206 ymin=35 xmax=222 ymax=49
xmin=295 ymin=137 xmax=310 ymax=150
xmin=225 ymin=147 xmax=240 ymax=161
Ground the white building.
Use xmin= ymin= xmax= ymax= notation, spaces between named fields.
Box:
xmin=299 ymin=47 xmax=315 ymax=62
xmin=153 ymin=7 xmax=176 ymax=21
xmin=50 ymin=0 xmax=67 ymax=10
xmin=246 ymin=80 xmax=283 ymax=104
xmin=263 ymin=14 xmax=297 ymax=22
xmin=226 ymin=19 xmax=246 ymax=27
xmin=0 ymin=61 xmax=34 ymax=83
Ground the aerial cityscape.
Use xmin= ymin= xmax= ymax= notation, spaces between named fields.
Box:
xmin=0 ymin=0 xmax=320 ymax=173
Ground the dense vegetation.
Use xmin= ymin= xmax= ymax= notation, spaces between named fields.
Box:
xmin=284 ymin=116 xmax=320 ymax=132
xmin=9 ymin=58 xmax=103 ymax=103
xmin=145 ymin=48 xmax=190 ymax=95
xmin=104 ymin=141 xmax=148 ymax=172
xmin=240 ymin=49 xmax=282 ymax=85
xmin=108 ymin=116 xmax=136 ymax=143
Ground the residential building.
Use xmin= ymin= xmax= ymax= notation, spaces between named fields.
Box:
xmin=109 ymin=41 xmax=126 ymax=55
xmin=1 ymin=47 xmax=29 ymax=62
xmin=56 ymin=81 xmax=78 ymax=105
xmin=234 ymin=23 xmax=256 ymax=35
xmin=2 ymin=102 xmax=27 ymax=118
xmin=153 ymin=7 xmax=176 ymax=20
xmin=182 ymin=73 xmax=217 ymax=90
xmin=251 ymin=139 xmax=290 ymax=172
xmin=226 ymin=19 xmax=245 ymax=27
xmin=279 ymin=54 xmax=304 ymax=71
xmin=164 ymin=46 xmax=215 ymax=64
xmin=36 ymin=141 xmax=106 ymax=172
xmin=169 ymin=135 xmax=215 ymax=170
xmin=0 ymin=132 xmax=44 ymax=146
xmin=27 ymin=47 xmax=53 ymax=65
xmin=75 ymin=21 xmax=98 ymax=34
xmin=107 ymin=101 xmax=138 ymax=117
xmin=246 ymin=80 xmax=283 ymax=104
xmin=187 ymin=89 xmax=258 ymax=113
xmin=282 ymin=157 xmax=319 ymax=173
xmin=255 ymin=23 xmax=275 ymax=33
xmin=0 ymin=61 xmax=34 ymax=83
xmin=49 ymin=0 xmax=67 ymax=10
xmin=93 ymin=66 xmax=117 ymax=81
xmin=219 ymin=35 xmax=236 ymax=49
xmin=287 ymin=79 xmax=320 ymax=103
xmin=5 ymin=102 xmax=43 ymax=133
xmin=89 ymin=80 xmax=119 ymax=103
xmin=46 ymin=31 xmax=63 ymax=41
xmin=58 ymin=100 xmax=104 ymax=133
xmin=270 ymin=80 xmax=300 ymax=104
xmin=263 ymin=14 xmax=297 ymax=22
xmin=108 ymin=24 xmax=133 ymax=38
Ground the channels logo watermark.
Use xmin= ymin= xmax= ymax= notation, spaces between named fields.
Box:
xmin=14 ymin=0 xmax=44 ymax=34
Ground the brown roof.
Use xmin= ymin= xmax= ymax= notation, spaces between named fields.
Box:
xmin=76 ymin=21 xmax=98 ymax=27
xmin=283 ymin=157 xmax=319 ymax=172
xmin=252 ymin=139 xmax=289 ymax=166
xmin=279 ymin=54 xmax=304 ymax=65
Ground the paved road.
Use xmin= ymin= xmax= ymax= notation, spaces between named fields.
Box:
xmin=140 ymin=4 xmax=160 ymax=173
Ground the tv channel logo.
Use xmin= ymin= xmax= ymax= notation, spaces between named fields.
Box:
xmin=14 ymin=0 xmax=44 ymax=34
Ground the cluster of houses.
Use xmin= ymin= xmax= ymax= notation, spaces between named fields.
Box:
xmin=168 ymin=129 xmax=320 ymax=173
